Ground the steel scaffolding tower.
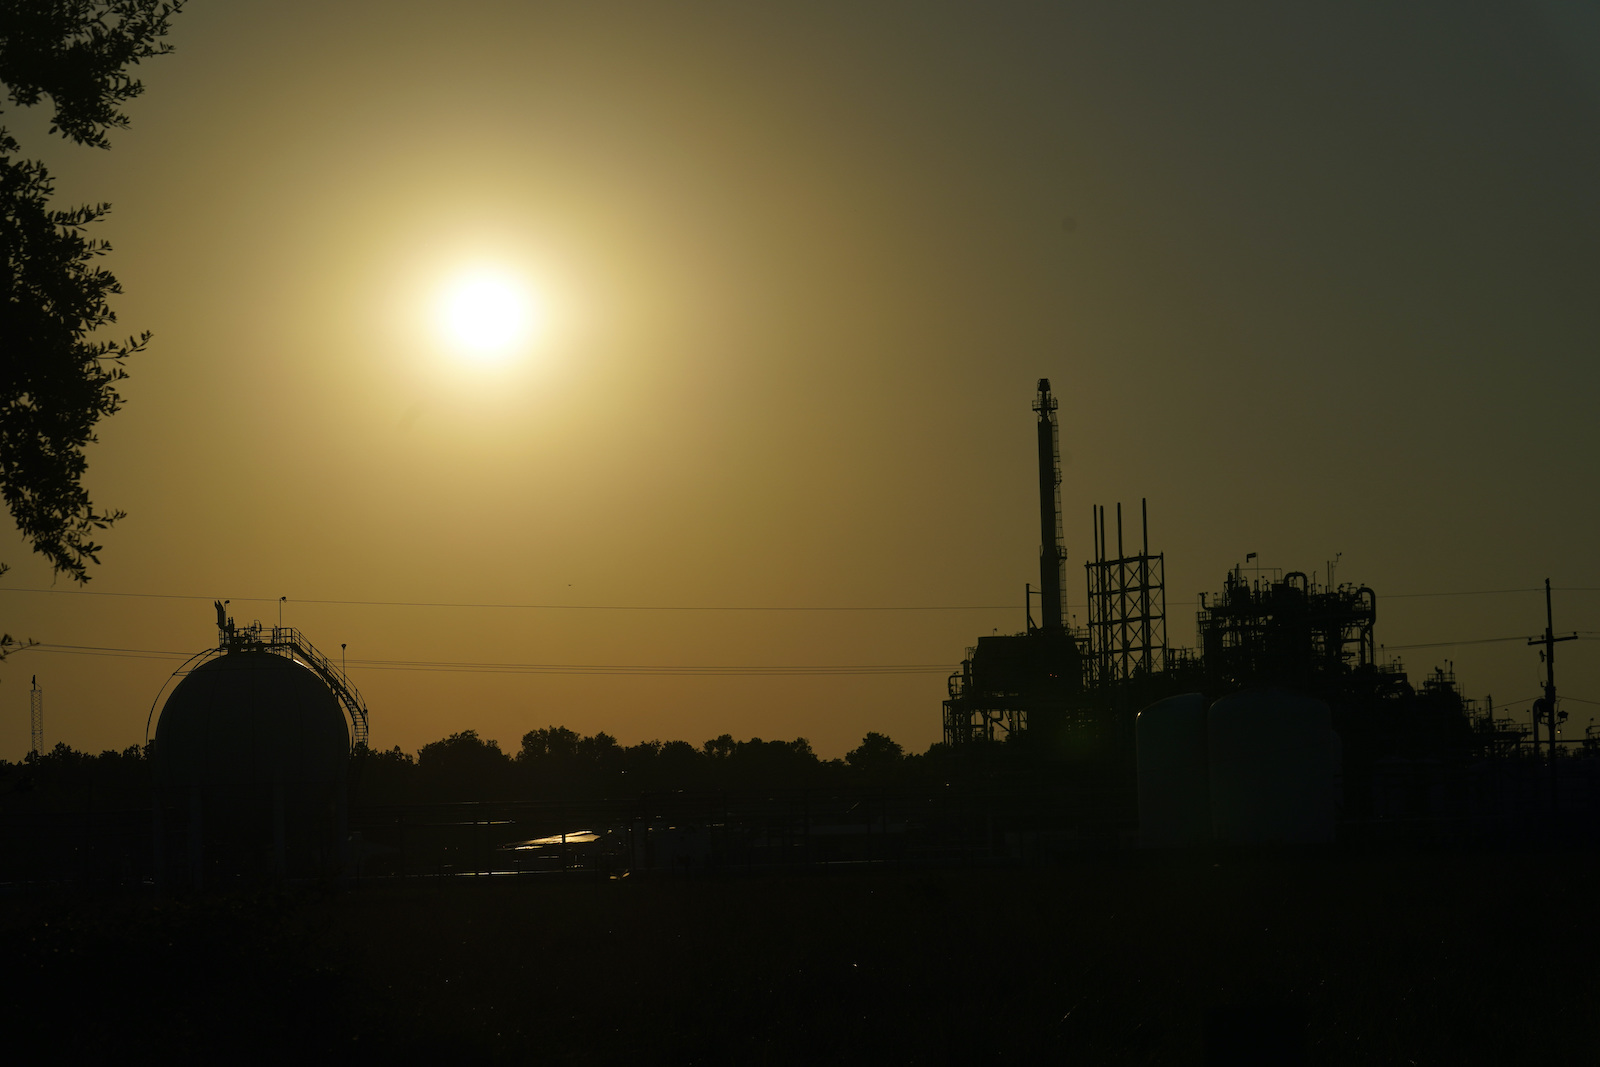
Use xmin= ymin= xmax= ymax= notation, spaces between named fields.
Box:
xmin=1084 ymin=499 xmax=1166 ymax=684
xmin=30 ymin=675 xmax=43 ymax=756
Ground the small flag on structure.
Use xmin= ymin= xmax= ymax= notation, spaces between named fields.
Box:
xmin=1246 ymin=552 xmax=1257 ymax=560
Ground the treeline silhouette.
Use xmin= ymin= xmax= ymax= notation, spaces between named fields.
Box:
xmin=360 ymin=727 xmax=937 ymax=803
xmin=0 ymin=729 xmax=949 ymax=808
xmin=0 ymin=742 xmax=151 ymax=810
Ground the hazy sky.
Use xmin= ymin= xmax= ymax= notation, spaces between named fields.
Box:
xmin=3 ymin=2 xmax=1597 ymax=760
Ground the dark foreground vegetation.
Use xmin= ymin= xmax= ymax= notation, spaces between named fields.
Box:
xmin=5 ymin=730 xmax=1599 ymax=1062
xmin=0 ymin=726 xmax=925 ymax=807
xmin=3 ymin=848 xmax=1597 ymax=1064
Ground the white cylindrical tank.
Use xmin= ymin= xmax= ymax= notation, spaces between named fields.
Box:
xmin=1208 ymin=689 xmax=1336 ymax=845
xmin=1136 ymin=692 xmax=1211 ymax=847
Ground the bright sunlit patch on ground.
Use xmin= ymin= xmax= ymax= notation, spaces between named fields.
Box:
xmin=436 ymin=269 xmax=541 ymax=360
xmin=503 ymin=830 xmax=601 ymax=850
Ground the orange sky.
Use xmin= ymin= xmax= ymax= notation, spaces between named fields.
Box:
xmin=4 ymin=3 xmax=1598 ymax=759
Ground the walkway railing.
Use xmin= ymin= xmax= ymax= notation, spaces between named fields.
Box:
xmin=220 ymin=623 xmax=370 ymax=747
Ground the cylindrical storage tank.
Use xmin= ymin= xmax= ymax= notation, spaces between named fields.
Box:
xmin=1136 ymin=692 xmax=1211 ymax=848
xmin=1208 ymin=689 xmax=1336 ymax=845
xmin=155 ymin=651 xmax=350 ymax=789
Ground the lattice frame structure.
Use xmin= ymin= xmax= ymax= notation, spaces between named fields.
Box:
xmin=29 ymin=676 xmax=43 ymax=756
xmin=1084 ymin=502 xmax=1167 ymax=686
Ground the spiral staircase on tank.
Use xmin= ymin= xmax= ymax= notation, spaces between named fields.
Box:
xmin=191 ymin=602 xmax=370 ymax=748
xmin=146 ymin=607 xmax=372 ymax=750
xmin=219 ymin=624 xmax=369 ymax=748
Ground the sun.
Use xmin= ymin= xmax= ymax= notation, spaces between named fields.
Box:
xmin=436 ymin=269 xmax=538 ymax=359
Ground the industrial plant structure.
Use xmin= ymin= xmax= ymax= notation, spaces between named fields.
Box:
xmin=943 ymin=379 xmax=1190 ymax=757
xmin=940 ymin=379 xmax=1558 ymax=838
xmin=149 ymin=604 xmax=369 ymax=888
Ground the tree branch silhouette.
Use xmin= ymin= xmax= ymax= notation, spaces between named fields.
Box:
xmin=0 ymin=2 xmax=181 ymax=590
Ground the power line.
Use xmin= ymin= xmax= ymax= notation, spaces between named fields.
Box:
xmin=6 ymin=584 xmax=1599 ymax=612
xmin=354 ymin=662 xmax=950 ymax=676
xmin=19 ymin=643 xmax=957 ymax=676
xmin=19 ymin=645 xmax=183 ymax=662
xmin=1386 ymin=588 xmax=1552 ymax=598
xmin=1383 ymin=635 xmax=1535 ymax=651
xmin=0 ymin=587 xmax=1014 ymax=612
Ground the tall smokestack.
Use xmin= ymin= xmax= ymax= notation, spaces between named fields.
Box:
xmin=1033 ymin=379 xmax=1064 ymax=632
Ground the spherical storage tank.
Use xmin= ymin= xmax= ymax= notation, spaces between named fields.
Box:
xmin=154 ymin=651 xmax=350 ymax=790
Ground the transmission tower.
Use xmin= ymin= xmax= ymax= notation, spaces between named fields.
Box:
xmin=29 ymin=675 xmax=43 ymax=756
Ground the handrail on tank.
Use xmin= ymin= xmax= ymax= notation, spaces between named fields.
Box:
xmin=209 ymin=617 xmax=371 ymax=749
xmin=145 ymin=646 xmax=222 ymax=746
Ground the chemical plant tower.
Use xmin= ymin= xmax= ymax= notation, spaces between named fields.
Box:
xmin=943 ymin=380 xmax=1082 ymax=747
xmin=1033 ymin=379 xmax=1066 ymax=634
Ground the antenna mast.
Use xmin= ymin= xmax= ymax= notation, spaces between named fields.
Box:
xmin=29 ymin=675 xmax=43 ymax=757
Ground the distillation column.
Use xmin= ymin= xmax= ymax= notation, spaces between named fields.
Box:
xmin=1034 ymin=379 xmax=1065 ymax=632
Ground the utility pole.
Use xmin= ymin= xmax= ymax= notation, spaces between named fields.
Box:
xmin=1528 ymin=579 xmax=1575 ymax=798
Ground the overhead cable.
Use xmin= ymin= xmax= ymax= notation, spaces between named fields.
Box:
xmin=1382 ymin=636 xmax=1537 ymax=651
xmin=0 ymin=587 xmax=1013 ymax=612
xmin=19 ymin=643 xmax=955 ymax=676
xmin=5 ymin=584 xmax=1597 ymax=612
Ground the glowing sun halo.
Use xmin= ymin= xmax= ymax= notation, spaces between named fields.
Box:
xmin=437 ymin=271 xmax=537 ymax=359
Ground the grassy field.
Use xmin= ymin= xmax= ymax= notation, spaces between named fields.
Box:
xmin=3 ymin=846 xmax=1597 ymax=1063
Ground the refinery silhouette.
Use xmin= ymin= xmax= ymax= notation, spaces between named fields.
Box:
xmin=24 ymin=379 xmax=1568 ymax=895
xmin=2 ymin=380 xmax=1594 ymax=1063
